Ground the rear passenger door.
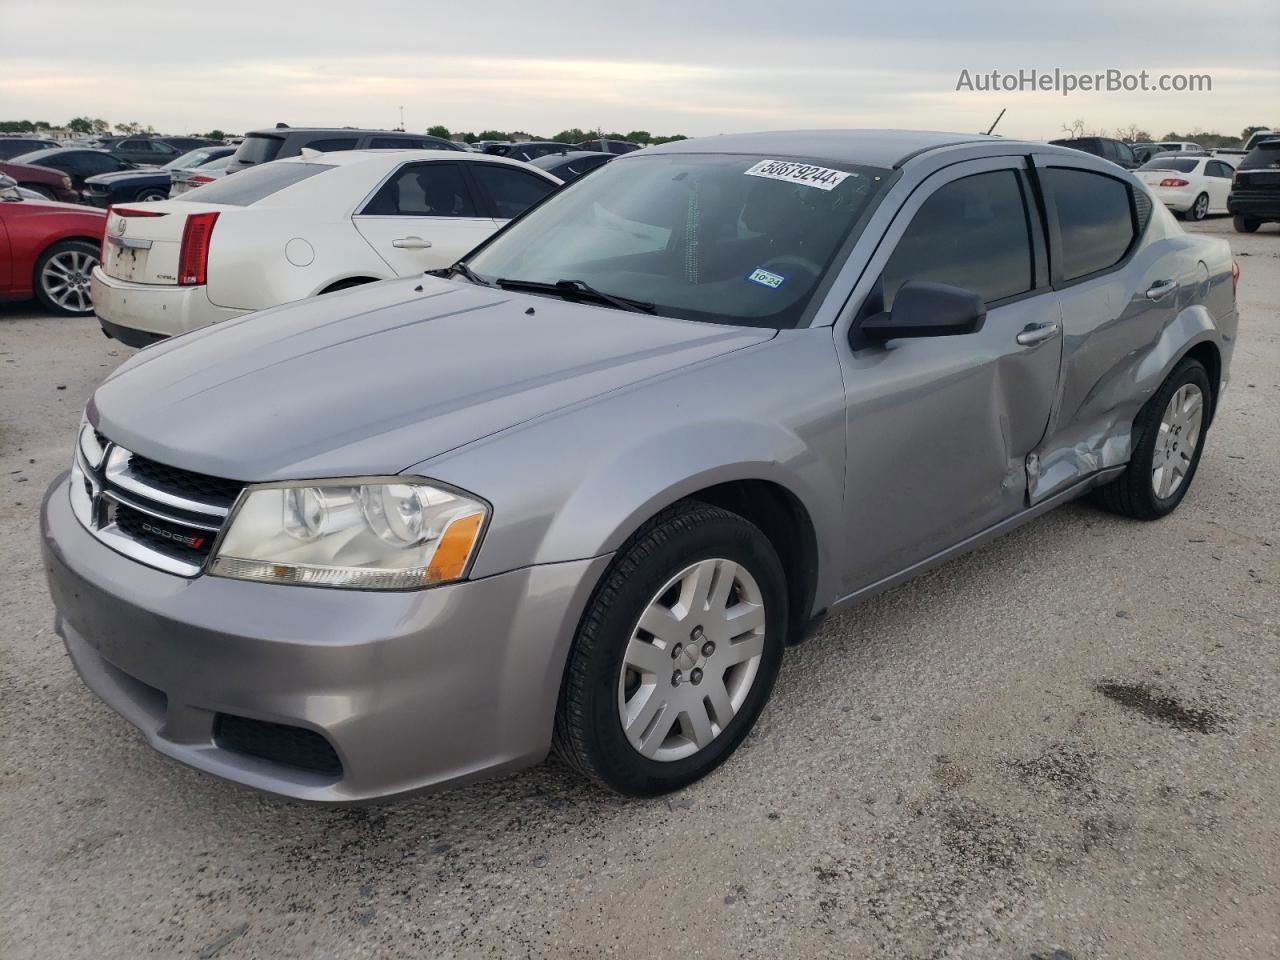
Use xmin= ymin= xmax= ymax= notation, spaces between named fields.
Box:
xmin=352 ymin=160 xmax=496 ymax=274
xmin=1028 ymin=156 xmax=1177 ymax=499
xmin=835 ymin=157 xmax=1062 ymax=592
xmin=467 ymin=162 xmax=559 ymax=224
xmin=1203 ymin=160 xmax=1233 ymax=211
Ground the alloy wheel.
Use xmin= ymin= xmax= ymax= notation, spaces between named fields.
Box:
xmin=1194 ymin=194 xmax=1208 ymax=219
xmin=1152 ymin=383 xmax=1204 ymax=499
xmin=41 ymin=249 xmax=98 ymax=314
xmin=617 ymin=558 xmax=766 ymax=761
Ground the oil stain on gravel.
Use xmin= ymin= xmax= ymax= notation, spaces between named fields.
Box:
xmin=1094 ymin=681 xmax=1224 ymax=734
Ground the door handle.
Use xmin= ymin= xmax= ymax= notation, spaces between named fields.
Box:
xmin=1015 ymin=321 xmax=1060 ymax=346
xmin=391 ymin=236 xmax=432 ymax=249
xmin=1145 ymin=279 xmax=1177 ymax=301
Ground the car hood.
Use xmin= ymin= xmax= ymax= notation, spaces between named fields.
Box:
xmin=92 ymin=276 xmax=775 ymax=481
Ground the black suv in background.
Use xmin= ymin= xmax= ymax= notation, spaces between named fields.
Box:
xmin=225 ymin=126 xmax=462 ymax=174
xmin=1228 ymin=139 xmax=1280 ymax=233
xmin=577 ymin=138 xmax=642 ymax=155
xmin=1049 ymin=136 xmax=1140 ymax=169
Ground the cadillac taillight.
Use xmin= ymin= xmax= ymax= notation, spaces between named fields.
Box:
xmin=178 ymin=212 xmax=219 ymax=285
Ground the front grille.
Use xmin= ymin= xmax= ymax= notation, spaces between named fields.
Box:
xmin=71 ymin=429 xmax=245 ymax=576
xmin=127 ymin=453 xmax=242 ymax=509
xmin=214 ymin=714 xmax=343 ymax=777
xmin=114 ymin=501 xmax=214 ymax=560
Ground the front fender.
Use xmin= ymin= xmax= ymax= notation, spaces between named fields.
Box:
xmin=417 ymin=330 xmax=848 ymax=612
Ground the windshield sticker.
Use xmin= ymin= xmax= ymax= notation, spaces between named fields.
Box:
xmin=744 ymin=159 xmax=851 ymax=191
xmin=747 ymin=267 xmax=786 ymax=289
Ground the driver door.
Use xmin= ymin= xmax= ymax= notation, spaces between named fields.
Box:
xmin=835 ymin=157 xmax=1063 ymax=594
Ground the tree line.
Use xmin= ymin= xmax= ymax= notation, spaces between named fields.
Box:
xmin=426 ymin=125 xmax=687 ymax=145
xmin=1 ymin=118 xmax=231 ymax=139
xmin=1061 ymin=120 xmax=1274 ymax=147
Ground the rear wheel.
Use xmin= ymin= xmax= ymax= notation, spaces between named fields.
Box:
xmin=33 ymin=240 xmax=99 ymax=317
xmin=135 ymin=187 xmax=169 ymax=202
xmin=1092 ymin=358 xmax=1211 ymax=520
xmin=554 ymin=502 xmax=787 ymax=795
xmin=1187 ymin=193 xmax=1209 ymax=221
xmin=1233 ymin=214 xmax=1260 ymax=233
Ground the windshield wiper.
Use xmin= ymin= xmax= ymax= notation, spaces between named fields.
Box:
xmin=494 ymin=278 xmax=655 ymax=314
xmin=427 ymin=261 xmax=493 ymax=286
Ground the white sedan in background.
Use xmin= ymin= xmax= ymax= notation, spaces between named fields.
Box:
xmin=90 ymin=150 xmax=562 ymax=345
xmin=1135 ymin=154 xmax=1236 ymax=221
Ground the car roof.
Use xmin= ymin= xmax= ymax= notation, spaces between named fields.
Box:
xmin=275 ymin=148 xmax=560 ymax=175
xmin=245 ymin=127 xmax=436 ymax=137
xmin=642 ymin=129 xmax=1010 ymax=168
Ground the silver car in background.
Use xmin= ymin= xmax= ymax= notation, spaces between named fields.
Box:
xmin=42 ymin=130 xmax=1238 ymax=802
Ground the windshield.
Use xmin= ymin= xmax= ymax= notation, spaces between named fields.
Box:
xmin=465 ymin=153 xmax=892 ymax=328
xmin=1240 ymin=141 xmax=1280 ymax=171
xmin=1140 ymin=157 xmax=1199 ymax=172
xmin=232 ymin=134 xmax=284 ymax=166
xmin=166 ymin=149 xmax=218 ymax=171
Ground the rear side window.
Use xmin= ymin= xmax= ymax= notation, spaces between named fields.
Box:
xmin=471 ymin=164 xmax=557 ymax=219
xmin=880 ymin=170 xmax=1035 ymax=308
xmin=175 ymin=162 xmax=333 ymax=206
xmin=304 ymin=137 xmax=358 ymax=153
xmin=1044 ymin=168 xmax=1136 ymax=282
xmin=360 ymin=162 xmax=479 ymax=216
xmin=233 ymin=134 xmax=284 ymax=166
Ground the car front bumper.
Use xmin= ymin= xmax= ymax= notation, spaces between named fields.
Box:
xmin=91 ymin=266 xmax=246 ymax=342
xmin=41 ymin=473 xmax=610 ymax=803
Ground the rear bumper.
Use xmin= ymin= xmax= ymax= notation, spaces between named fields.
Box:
xmin=41 ymin=474 xmax=611 ymax=803
xmin=1228 ymin=192 xmax=1280 ymax=220
xmin=91 ymin=266 xmax=245 ymax=340
xmin=1150 ymin=185 xmax=1196 ymax=212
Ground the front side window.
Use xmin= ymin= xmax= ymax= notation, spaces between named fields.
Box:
xmin=361 ymin=163 xmax=478 ymax=217
xmin=880 ymin=170 xmax=1034 ymax=309
xmin=1044 ymin=167 xmax=1136 ymax=282
xmin=471 ymin=164 xmax=557 ymax=219
xmin=466 ymin=153 xmax=893 ymax=328
xmin=175 ymin=162 xmax=334 ymax=206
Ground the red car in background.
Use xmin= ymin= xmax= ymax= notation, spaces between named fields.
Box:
xmin=0 ymin=160 xmax=80 ymax=204
xmin=0 ymin=177 xmax=106 ymax=316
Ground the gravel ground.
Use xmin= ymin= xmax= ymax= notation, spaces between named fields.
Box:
xmin=1 ymin=218 xmax=1277 ymax=960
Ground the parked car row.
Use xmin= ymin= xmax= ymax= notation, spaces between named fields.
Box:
xmin=39 ymin=129 xmax=1242 ymax=804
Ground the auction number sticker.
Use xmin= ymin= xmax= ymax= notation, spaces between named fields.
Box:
xmin=744 ymin=159 xmax=851 ymax=191
xmin=747 ymin=267 xmax=786 ymax=289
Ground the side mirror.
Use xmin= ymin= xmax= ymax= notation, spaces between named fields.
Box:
xmin=857 ymin=281 xmax=987 ymax=343
xmin=0 ymin=173 xmax=20 ymax=201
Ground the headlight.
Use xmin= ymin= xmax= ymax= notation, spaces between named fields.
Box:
xmin=210 ymin=478 xmax=488 ymax=590
xmin=61 ymin=175 xmax=72 ymax=190
xmin=77 ymin=420 xmax=106 ymax=469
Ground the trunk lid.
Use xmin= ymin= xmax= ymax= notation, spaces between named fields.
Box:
xmin=100 ymin=200 xmax=232 ymax=285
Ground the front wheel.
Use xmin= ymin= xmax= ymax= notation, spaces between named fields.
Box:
xmin=1233 ymin=214 xmax=1260 ymax=233
xmin=1092 ymin=358 xmax=1211 ymax=520
xmin=553 ymin=502 xmax=787 ymax=795
xmin=33 ymin=240 xmax=99 ymax=317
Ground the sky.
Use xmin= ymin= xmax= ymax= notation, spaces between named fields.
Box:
xmin=3 ymin=0 xmax=1277 ymax=142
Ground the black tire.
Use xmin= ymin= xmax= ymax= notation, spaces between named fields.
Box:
xmin=1187 ymin=193 xmax=1209 ymax=221
xmin=553 ymin=501 xmax=788 ymax=796
xmin=33 ymin=240 xmax=99 ymax=317
xmin=135 ymin=188 xmax=169 ymax=202
xmin=23 ymin=183 xmax=56 ymax=201
xmin=1233 ymin=214 xmax=1260 ymax=233
xmin=1092 ymin=358 xmax=1212 ymax=520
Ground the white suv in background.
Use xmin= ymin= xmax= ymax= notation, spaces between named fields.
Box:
xmin=90 ymin=150 xmax=562 ymax=346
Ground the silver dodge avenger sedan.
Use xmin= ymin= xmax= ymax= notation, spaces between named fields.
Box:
xmin=42 ymin=130 xmax=1238 ymax=802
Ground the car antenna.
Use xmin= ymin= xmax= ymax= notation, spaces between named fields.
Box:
xmin=985 ymin=109 xmax=1006 ymax=136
